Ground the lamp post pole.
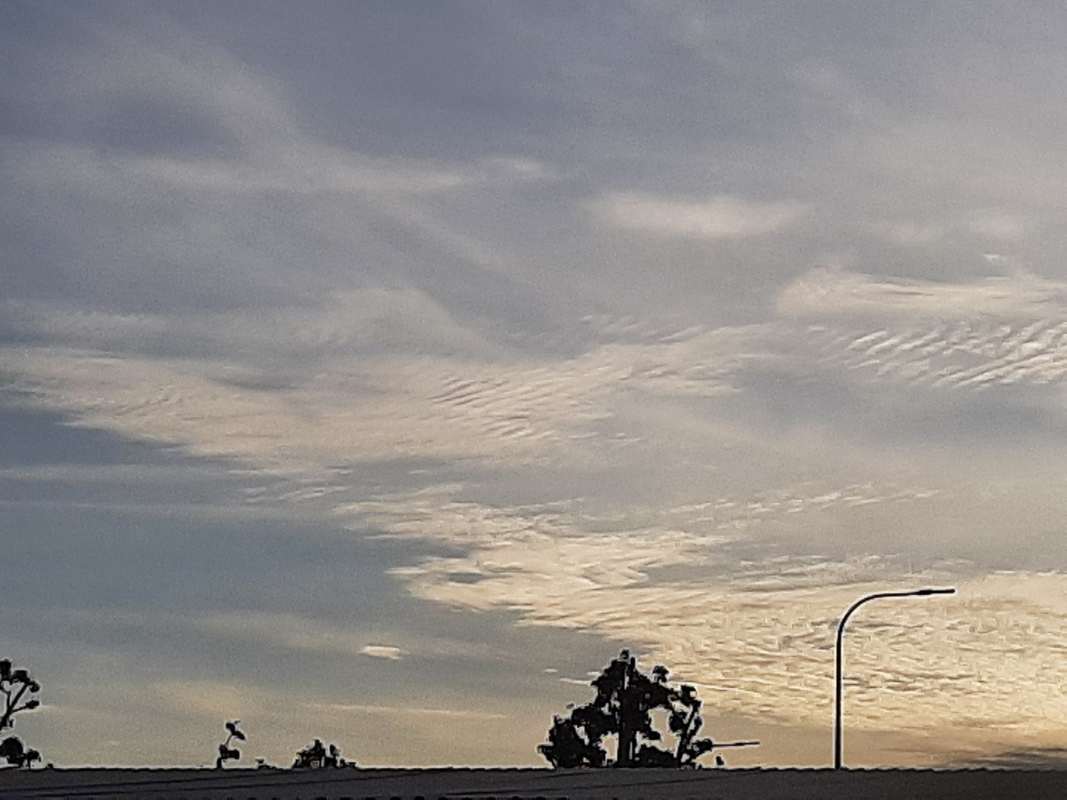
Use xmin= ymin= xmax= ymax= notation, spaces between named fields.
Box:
xmin=834 ymin=587 xmax=955 ymax=769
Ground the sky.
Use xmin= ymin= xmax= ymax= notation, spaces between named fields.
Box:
xmin=2 ymin=0 xmax=1067 ymax=770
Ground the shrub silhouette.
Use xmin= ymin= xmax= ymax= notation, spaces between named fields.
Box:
xmin=292 ymin=738 xmax=351 ymax=768
xmin=0 ymin=736 xmax=40 ymax=769
xmin=215 ymin=720 xmax=246 ymax=768
xmin=539 ymin=649 xmax=756 ymax=768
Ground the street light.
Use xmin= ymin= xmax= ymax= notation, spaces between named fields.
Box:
xmin=834 ymin=587 xmax=955 ymax=769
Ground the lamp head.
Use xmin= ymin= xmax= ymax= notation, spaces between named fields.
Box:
xmin=915 ymin=587 xmax=956 ymax=596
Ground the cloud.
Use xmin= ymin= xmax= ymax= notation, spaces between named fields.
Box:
xmin=778 ymin=268 xmax=1067 ymax=321
xmin=957 ymin=746 xmax=1067 ymax=770
xmin=9 ymin=4 xmax=1067 ymax=768
xmin=868 ymin=220 xmax=946 ymax=246
xmin=2 ymin=288 xmax=498 ymax=361
xmin=9 ymin=258 xmax=1067 ymax=761
xmin=4 ymin=142 xmax=471 ymax=200
xmin=391 ymin=507 xmax=1067 ymax=741
xmin=774 ymin=268 xmax=1067 ymax=393
xmin=309 ymin=702 xmax=503 ymax=720
xmin=0 ymin=308 xmax=758 ymax=474
xmin=360 ymin=645 xmax=405 ymax=661
xmin=150 ymin=679 xmax=265 ymax=720
xmin=968 ymin=211 xmax=1030 ymax=242
xmin=588 ymin=192 xmax=808 ymax=240
xmin=192 ymin=612 xmax=387 ymax=659
xmin=0 ymin=9 xmax=562 ymax=326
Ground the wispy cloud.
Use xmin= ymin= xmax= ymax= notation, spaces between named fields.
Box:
xmin=778 ymin=268 xmax=1067 ymax=320
xmin=308 ymin=702 xmax=505 ymax=720
xmin=588 ymin=192 xmax=808 ymax=240
xmin=8 ymin=261 xmax=1067 ymax=756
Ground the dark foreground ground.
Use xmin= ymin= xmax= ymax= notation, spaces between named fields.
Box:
xmin=1 ymin=767 xmax=1065 ymax=800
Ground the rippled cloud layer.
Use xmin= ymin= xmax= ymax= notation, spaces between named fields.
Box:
xmin=4 ymin=2 xmax=1067 ymax=767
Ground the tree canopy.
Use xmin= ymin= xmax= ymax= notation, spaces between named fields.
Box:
xmin=538 ymin=649 xmax=722 ymax=768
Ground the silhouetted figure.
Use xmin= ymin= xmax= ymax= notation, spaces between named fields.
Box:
xmin=293 ymin=738 xmax=351 ymax=768
xmin=0 ymin=737 xmax=41 ymax=769
xmin=538 ymin=649 xmax=759 ymax=769
xmin=293 ymin=738 xmax=325 ymax=768
xmin=215 ymin=720 xmax=245 ymax=768
xmin=326 ymin=744 xmax=341 ymax=767
xmin=0 ymin=660 xmax=41 ymax=733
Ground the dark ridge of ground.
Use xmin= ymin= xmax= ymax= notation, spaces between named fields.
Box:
xmin=1 ymin=767 xmax=1065 ymax=800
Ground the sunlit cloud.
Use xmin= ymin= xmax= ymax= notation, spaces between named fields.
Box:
xmin=360 ymin=645 xmax=405 ymax=661
xmin=7 ymin=264 xmax=1067 ymax=758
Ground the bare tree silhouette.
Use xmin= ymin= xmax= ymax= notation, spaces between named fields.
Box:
xmin=0 ymin=659 xmax=41 ymax=733
xmin=539 ymin=649 xmax=757 ymax=768
xmin=0 ymin=659 xmax=42 ymax=768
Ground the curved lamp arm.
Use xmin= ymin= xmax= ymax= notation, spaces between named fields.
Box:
xmin=834 ymin=587 xmax=955 ymax=769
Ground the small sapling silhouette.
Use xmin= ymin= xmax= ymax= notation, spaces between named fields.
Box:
xmin=215 ymin=720 xmax=246 ymax=768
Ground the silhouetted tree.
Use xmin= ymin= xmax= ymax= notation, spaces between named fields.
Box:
xmin=0 ymin=737 xmax=40 ymax=769
xmin=215 ymin=720 xmax=245 ymax=768
xmin=539 ymin=714 xmax=606 ymax=768
xmin=539 ymin=649 xmax=757 ymax=768
xmin=0 ymin=660 xmax=41 ymax=733
xmin=669 ymin=683 xmax=714 ymax=766
xmin=539 ymin=649 xmax=672 ymax=767
xmin=0 ymin=659 xmax=42 ymax=768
